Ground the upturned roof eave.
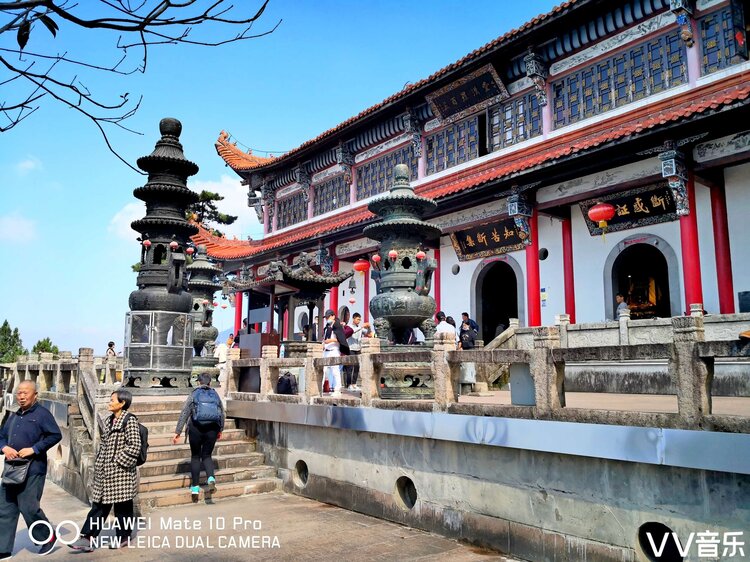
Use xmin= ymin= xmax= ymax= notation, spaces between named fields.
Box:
xmin=231 ymin=0 xmax=592 ymax=176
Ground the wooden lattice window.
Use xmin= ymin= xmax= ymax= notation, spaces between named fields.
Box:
xmin=276 ymin=191 xmax=307 ymax=229
xmin=425 ymin=116 xmax=480 ymax=175
xmin=356 ymin=145 xmax=418 ymax=200
xmin=552 ymin=30 xmax=687 ymax=128
xmin=700 ymin=7 xmax=742 ymax=75
xmin=489 ymin=91 xmax=542 ymax=151
xmin=313 ymin=175 xmax=349 ymax=216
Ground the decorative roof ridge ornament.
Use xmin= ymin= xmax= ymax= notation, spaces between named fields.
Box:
xmin=524 ymin=48 xmax=549 ymax=106
xmin=659 ymin=140 xmax=691 ymax=216
xmin=295 ymin=163 xmax=311 ymax=203
xmin=670 ymin=0 xmax=696 ymax=47
xmin=336 ymin=141 xmax=355 ymax=185
xmin=402 ymin=107 xmax=424 ymax=158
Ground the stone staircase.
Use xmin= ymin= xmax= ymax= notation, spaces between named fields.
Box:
xmin=127 ymin=396 xmax=280 ymax=511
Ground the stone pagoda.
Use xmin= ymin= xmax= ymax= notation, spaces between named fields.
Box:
xmin=364 ymin=164 xmax=441 ymax=345
xmin=186 ymin=244 xmax=222 ymax=382
xmin=123 ymin=118 xmax=199 ymax=391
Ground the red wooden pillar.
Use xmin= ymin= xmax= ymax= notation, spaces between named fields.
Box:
xmin=679 ymin=172 xmax=704 ymax=313
xmin=363 ymin=271 xmax=370 ymax=323
xmin=434 ymin=247 xmax=441 ymax=314
xmin=710 ymin=182 xmax=735 ymax=313
xmin=561 ymin=215 xmax=576 ymax=324
xmin=525 ymin=208 xmax=541 ymax=326
xmin=233 ymin=290 xmax=243 ymax=335
xmin=331 ymin=257 xmax=340 ymax=315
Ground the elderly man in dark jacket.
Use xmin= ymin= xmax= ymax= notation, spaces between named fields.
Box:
xmin=0 ymin=380 xmax=62 ymax=558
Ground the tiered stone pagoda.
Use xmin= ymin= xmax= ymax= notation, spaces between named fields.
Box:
xmin=186 ymin=245 xmax=222 ymax=357
xmin=123 ymin=118 xmax=199 ymax=391
xmin=364 ymin=164 xmax=441 ymax=345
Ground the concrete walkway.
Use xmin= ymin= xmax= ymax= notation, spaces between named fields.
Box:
xmin=6 ymin=481 xmax=518 ymax=561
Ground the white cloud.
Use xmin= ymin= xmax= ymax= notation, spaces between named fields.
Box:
xmin=0 ymin=213 xmax=37 ymax=243
xmin=108 ymin=202 xmax=145 ymax=242
xmin=16 ymin=156 xmax=42 ymax=176
xmin=191 ymin=175 xmax=263 ymax=240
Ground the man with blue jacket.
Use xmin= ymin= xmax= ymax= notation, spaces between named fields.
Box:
xmin=0 ymin=380 xmax=62 ymax=558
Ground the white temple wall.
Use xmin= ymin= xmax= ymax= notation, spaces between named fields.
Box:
xmin=537 ymin=215 xmax=565 ymax=326
xmin=694 ymin=181 xmax=720 ymax=315
xmin=569 ymin=204 xmax=685 ymax=323
xmin=725 ymin=162 xmax=750 ymax=312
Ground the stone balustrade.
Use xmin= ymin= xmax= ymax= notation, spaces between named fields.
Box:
xmin=222 ymin=313 xmax=750 ymax=433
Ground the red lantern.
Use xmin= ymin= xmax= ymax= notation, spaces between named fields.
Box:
xmin=142 ymin=239 xmax=152 ymax=249
xmin=213 ymin=301 xmax=218 ymax=307
xmin=348 ymin=297 xmax=356 ymax=305
xmin=186 ymin=247 xmax=195 ymax=256
xmin=353 ymin=258 xmax=370 ymax=272
xmin=588 ymin=202 xmax=616 ymax=229
xmin=388 ymin=249 xmax=398 ymax=260
xmin=415 ymin=250 xmax=426 ymax=260
xmin=169 ymin=240 xmax=179 ymax=250
xmin=202 ymin=299 xmax=209 ymax=305
xmin=221 ymin=304 xmax=228 ymax=309
xmin=371 ymin=254 xmax=381 ymax=263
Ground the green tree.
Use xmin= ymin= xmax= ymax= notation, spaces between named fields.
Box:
xmin=32 ymin=337 xmax=60 ymax=355
xmin=0 ymin=319 xmax=28 ymax=363
xmin=189 ymin=190 xmax=238 ymax=237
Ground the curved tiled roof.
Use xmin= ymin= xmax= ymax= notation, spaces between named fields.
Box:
xmin=197 ymin=74 xmax=750 ymax=261
xmin=216 ymin=0 xmax=581 ymax=172
xmin=215 ymin=131 xmax=275 ymax=172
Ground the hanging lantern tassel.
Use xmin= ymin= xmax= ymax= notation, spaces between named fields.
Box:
xmin=587 ymin=202 xmax=616 ymax=242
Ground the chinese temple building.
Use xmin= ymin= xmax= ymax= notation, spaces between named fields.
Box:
xmin=195 ymin=0 xmax=750 ymax=343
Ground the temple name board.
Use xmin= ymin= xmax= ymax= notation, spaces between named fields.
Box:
xmin=450 ymin=217 xmax=525 ymax=261
xmin=426 ymin=64 xmax=509 ymax=124
xmin=579 ymin=183 xmax=679 ymax=236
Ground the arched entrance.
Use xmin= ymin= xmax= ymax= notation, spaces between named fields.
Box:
xmin=605 ymin=234 xmax=680 ymax=320
xmin=472 ymin=257 xmax=522 ymax=343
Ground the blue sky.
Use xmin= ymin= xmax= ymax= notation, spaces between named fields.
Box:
xmin=0 ymin=0 xmax=558 ymax=355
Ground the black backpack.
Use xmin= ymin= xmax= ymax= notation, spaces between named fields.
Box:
xmin=123 ymin=413 xmax=149 ymax=466
xmin=277 ymin=371 xmax=298 ymax=395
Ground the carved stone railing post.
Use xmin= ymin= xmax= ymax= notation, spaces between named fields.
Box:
xmin=225 ymin=348 xmax=241 ymax=395
xmin=259 ymin=345 xmax=278 ymax=398
xmin=618 ymin=308 xmax=631 ymax=345
xmin=358 ymin=337 xmax=381 ymax=407
xmin=433 ymin=332 xmax=459 ymax=411
xmin=555 ymin=314 xmax=570 ymax=348
xmin=670 ymin=314 xmax=711 ymax=427
xmin=304 ymin=342 xmax=323 ymax=403
xmin=530 ymin=327 xmax=564 ymax=415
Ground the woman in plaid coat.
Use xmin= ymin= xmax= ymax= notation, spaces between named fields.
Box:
xmin=69 ymin=389 xmax=141 ymax=552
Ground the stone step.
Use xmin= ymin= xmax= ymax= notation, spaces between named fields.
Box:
xmin=146 ymin=440 xmax=255 ymax=462
xmin=148 ymin=428 xmax=247 ymax=447
xmin=138 ymin=452 xmax=266 ymax=477
xmin=138 ymin=466 xmax=276 ymax=493
xmin=127 ymin=397 xmax=188 ymax=413
xmin=132 ymin=410 xmax=185 ymax=423
xmin=140 ymin=419 xmax=238 ymax=434
xmin=138 ymin=478 xmax=280 ymax=510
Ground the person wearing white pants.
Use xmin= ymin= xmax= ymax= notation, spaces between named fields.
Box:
xmin=321 ymin=309 xmax=349 ymax=395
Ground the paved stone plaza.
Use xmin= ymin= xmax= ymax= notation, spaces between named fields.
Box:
xmin=7 ymin=479 xmax=516 ymax=561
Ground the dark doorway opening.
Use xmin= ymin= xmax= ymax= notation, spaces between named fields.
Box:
xmin=479 ymin=261 xmax=518 ymax=343
xmin=612 ymin=243 xmax=671 ymax=319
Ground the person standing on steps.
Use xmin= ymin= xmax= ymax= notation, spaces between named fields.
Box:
xmin=0 ymin=380 xmax=62 ymax=558
xmin=172 ymin=373 xmax=225 ymax=500
xmin=68 ymin=389 xmax=141 ymax=552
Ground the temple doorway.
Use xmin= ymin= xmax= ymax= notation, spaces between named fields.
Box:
xmin=477 ymin=260 xmax=518 ymax=343
xmin=611 ymin=243 xmax=671 ymax=319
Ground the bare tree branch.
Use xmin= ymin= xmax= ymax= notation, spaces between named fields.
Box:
xmin=0 ymin=0 xmax=279 ymax=170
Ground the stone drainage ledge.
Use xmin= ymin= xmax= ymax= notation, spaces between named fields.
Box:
xmin=227 ymin=400 xmax=750 ymax=475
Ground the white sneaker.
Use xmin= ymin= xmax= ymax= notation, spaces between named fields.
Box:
xmin=351 ymin=385 xmax=361 ymax=391
xmin=331 ymin=389 xmax=342 ymax=397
